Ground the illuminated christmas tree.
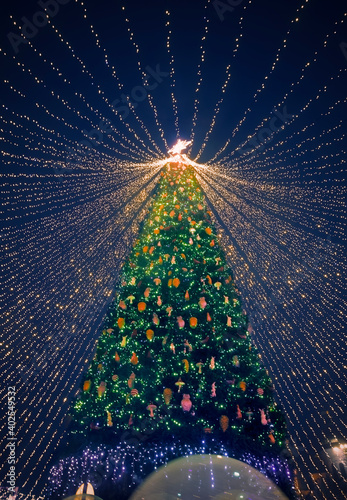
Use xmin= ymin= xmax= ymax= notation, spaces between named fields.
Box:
xmin=47 ymin=150 xmax=293 ymax=499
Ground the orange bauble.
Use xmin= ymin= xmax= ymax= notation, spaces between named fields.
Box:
xmin=146 ymin=329 xmax=154 ymax=340
xmin=138 ymin=302 xmax=146 ymax=312
xmin=117 ymin=317 xmax=125 ymax=329
xmin=173 ymin=278 xmax=180 ymax=288
xmin=189 ymin=317 xmax=198 ymax=328
xmin=130 ymin=352 xmax=139 ymax=365
xmin=205 ymin=227 xmax=212 ymax=235
xmin=83 ymin=380 xmax=91 ymax=391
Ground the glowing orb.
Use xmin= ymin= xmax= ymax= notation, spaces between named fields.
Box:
xmin=129 ymin=454 xmax=289 ymax=500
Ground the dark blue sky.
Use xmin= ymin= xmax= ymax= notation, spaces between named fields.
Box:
xmin=0 ymin=0 xmax=346 ymax=498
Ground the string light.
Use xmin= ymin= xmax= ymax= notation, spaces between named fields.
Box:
xmin=0 ymin=2 xmax=345 ymax=499
xmin=165 ymin=10 xmax=180 ymax=138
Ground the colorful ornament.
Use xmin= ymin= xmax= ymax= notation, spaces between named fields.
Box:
xmin=153 ymin=278 xmax=161 ymax=285
xmin=227 ymin=316 xmax=232 ymax=327
xmin=236 ymin=405 xmax=242 ymax=419
xmin=200 ymin=335 xmax=209 ymax=344
xmin=184 ymin=339 xmax=192 ymax=352
xmin=121 ymin=336 xmax=127 ymax=347
xmin=239 ymin=381 xmax=246 ymax=391
xmin=257 ymin=388 xmax=264 ymax=396
xmin=182 ymin=359 xmax=189 ymax=373
xmin=152 ymin=313 xmax=160 ymax=325
xmin=185 ymin=290 xmax=190 ymax=300
xmin=146 ymin=403 xmax=157 ymax=417
xmin=181 ymin=394 xmax=192 ymax=412
xmin=119 ymin=300 xmax=127 ymax=310
xmin=128 ymin=372 xmax=135 ymax=388
xmin=130 ymin=388 xmax=139 ymax=396
xmin=175 ymin=377 xmax=185 ymax=392
xmin=260 ymin=409 xmax=268 ymax=425
xmin=157 ymin=296 xmax=162 ymax=306
xmin=112 ymin=374 xmax=119 ymax=381
xmin=162 ymin=335 xmax=168 ymax=345
xmin=106 ymin=411 xmax=113 ymax=427
xmin=163 ymin=388 xmax=173 ymax=405
xmin=220 ymin=415 xmax=229 ymax=432
xmin=83 ymin=380 xmax=91 ymax=392
xmin=209 ymin=356 xmax=215 ymax=370
xmin=130 ymin=352 xmax=138 ymax=365
xmin=138 ymin=302 xmax=146 ymax=312
xmin=177 ymin=316 xmax=185 ymax=329
xmin=144 ymin=287 xmax=151 ymax=298
xmin=146 ymin=329 xmax=154 ymax=341
xmin=97 ymin=382 xmax=106 ymax=398
xmin=173 ymin=277 xmax=180 ymax=287
xmin=207 ymin=312 xmax=212 ymax=322
xmin=269 ymin=431 xmax=276 ymax=444
xmin=189 ymin=317 xmax=198 ymax=328
xmin=117 ymin=317 xmax=125 ymax=329
xmin=196 ymin=360 xmax=203 ymax=374
xmin=199 ymin=297 xmax=207 ymax=309
xmin=245 ymin=408 xmax=254 ymax=421
xmin=115 ymin=352 xmax=120 ymax=363
xmin=166 ymin=306 xmax=173 ymax=316
xmin=127 ymin=295 xmax=135 ymax=304
xmin=170 ymin=342 xmax=176 ymax=354
xmin=211 ymin=382 xmax=216 ymax=397
xmin=232 ymin=355 xmax=240 ymax=367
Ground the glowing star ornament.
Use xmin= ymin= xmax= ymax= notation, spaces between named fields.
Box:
xmin=168 ymin=139 xmax=192 ymax=156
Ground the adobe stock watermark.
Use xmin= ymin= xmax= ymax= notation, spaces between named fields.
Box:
xmin=234 ymin=106 xmax=293 ymax=160
xmin=212 ymin=0 xmax=245 ymax=22
xmin=53 ymin=64 xmax=169 ymax=179
xmin=250 ymin=233 xmax=334 ymax=331
xmin=7 ymin=387 xmax=17 ymax=500
xmin=7 ymin=0 xmax=72 ymax=55
xmin=113 ymin=64 xmax=169 ymax=119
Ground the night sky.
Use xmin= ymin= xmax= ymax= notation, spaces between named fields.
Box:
xmin=0 ymin=0 xmax=346 ymax=499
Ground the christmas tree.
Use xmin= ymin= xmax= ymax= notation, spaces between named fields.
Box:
xmin=47 ymin=158 xmax=293 ymax=499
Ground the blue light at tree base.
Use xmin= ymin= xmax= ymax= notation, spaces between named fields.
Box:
xmin=45 ymin=439 xmax=295 ymax=500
